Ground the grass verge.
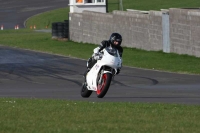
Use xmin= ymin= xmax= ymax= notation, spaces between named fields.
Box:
xmin=0 ymin=98 xmax=200 ymax=133
xmin=108 ymin=0 xmax=200 ymax=12
xmin=25 ymin=8 xmax=69 ymax=29
xmin=0 ymin=29 xmax=200 ymax=74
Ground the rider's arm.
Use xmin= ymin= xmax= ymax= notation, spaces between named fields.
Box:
xmin=117 ymin=47 xmax=123 ymax=74
xmin=93 ymin=40 xmax=107 ymax=54
xmin=92 ymin=41 xmax=107 ymax=60
xmin=118 ymin=46 xmax=123 ymax=57
xmin=98 ymin=41 xmax=107 ymax=52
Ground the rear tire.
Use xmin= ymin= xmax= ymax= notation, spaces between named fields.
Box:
xmin=96 ymin=73 xmax=112 ymax=98
xmin=81 ymin=83 xmax=92 ymax=98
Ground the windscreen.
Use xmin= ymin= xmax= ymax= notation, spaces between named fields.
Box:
xmin=105 ymin=47 xmax=119 ymax=57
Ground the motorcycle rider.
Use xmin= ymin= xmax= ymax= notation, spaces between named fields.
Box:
xmin=84 ymin=33 xmax=123 ymax=77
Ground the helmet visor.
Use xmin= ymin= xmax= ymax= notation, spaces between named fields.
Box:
xmin=114 ymin=39 xmax=122 ymax=46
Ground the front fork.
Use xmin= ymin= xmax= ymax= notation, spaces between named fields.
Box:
xmin=98 ymin=69 xmax=104 ymax=85
xmin=97 ymin=67 xmax=115 ymax=85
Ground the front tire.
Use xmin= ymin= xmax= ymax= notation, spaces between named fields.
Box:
xmin=96 ymin=73 xmax=112 ymax=98
xmin=81 ymin=83 xmax=92 ymax=98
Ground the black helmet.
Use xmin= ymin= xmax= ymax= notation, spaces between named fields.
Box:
xmin=109 ymin=33 xmax=122 ymax=47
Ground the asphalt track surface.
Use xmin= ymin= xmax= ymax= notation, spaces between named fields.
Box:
xmin=0 ymin=0 xmax=200 ymax=105
xmin=0 ymin=0 xmax=69 ymax=29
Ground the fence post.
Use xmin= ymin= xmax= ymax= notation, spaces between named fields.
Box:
xmin=162 ymin=10 xmax=170 ymax=53
xmin=106 ymin=0 xmax=108 ymax=13
xmin=119 ymin=0 xmax=123 ymax=11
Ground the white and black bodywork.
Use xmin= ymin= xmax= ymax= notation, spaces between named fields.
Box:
xmin=81 ymin=47 xmax=122 ymax=98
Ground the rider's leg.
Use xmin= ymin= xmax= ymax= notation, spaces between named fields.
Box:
xmin=84 ymin=57 xmax=97 ymax=78
xmin=87 ymin=57 xmax=97 ymax=70
xmin=83 ymin=57 xmax=92 ymax=78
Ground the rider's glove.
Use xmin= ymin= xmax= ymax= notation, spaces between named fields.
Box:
xmin=94 ymin=53 xmax=102 ymax=60
xmin=93 ymin=47 xmax=100 ymax=54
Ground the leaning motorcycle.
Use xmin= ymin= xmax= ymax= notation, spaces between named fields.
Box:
xmin=81 ymin=47 xmax=122 ymax=98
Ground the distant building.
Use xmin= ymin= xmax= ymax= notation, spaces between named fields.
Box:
xmin=69 ymin=0 xmax=106 ymax=13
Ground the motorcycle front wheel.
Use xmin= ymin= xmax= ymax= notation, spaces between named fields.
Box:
xmin=96 ymin=73 xmax=112 ymax=98
xmin=81 ymin=83 xmax=92 ymax=98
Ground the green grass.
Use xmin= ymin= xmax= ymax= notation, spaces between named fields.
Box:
xmin=0 ymin=98 xmax=200 ymax=133
xmin=123 ymin=48 xmax=200 ymax=74
xmin=108 ymin=0 xmax=200 ymax=12
xmin=25 ymin=8 xmax=69 ymax=29
xmin=0 ymin=29 xmax=200 ymax=74
xmin=0 ymin=29 xmax=95 ymax=59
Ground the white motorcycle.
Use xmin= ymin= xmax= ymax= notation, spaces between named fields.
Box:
xmin=81 ymin=47 xmax=122 ymax=98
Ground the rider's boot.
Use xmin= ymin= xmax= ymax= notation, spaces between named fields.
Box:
xmin=83 ymin=57 xmax=92 ymax=78
xmin=83 ymin=68 xmax=90 ymax=86
xmin=83 ymin=69 xmax=88 ymax=78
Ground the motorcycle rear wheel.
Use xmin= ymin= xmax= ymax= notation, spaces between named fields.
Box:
xmin=81 ymin=83 xmax=92 ymax=98
xmin=96 ymin=73 xmax=112 ymax=98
